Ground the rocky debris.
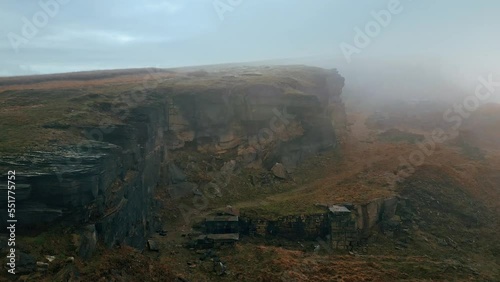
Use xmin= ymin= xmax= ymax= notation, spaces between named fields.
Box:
xmin=395 ymin=241 xmax=409 ymax=249
xmin=168 ymin=182 xmax=198 ymax=199
xmin=192 ymin=187 xmax=203 ymax=197
xmin=271 ymin=163 xmax=287 ymax=179
xmin=249 ymin=172 xmax=274 ymax=186
xmin=382 ymin=215 xmax=402 ymax=236
xmin=156 ymin=229 xmax=167 ymax=236
xmin=147 ymin=240 xmax=160 ymax=252
xmin=437 ymin=238 xmax=448 ymax=247
xmin=53 ymin=264 xmax=80 ymax=281
xmin=200 ymin=182 xmax=222 ymax=198
xmin=220 ymin=160 xmax=236 ymax=178
xmin=44 ymin=255 xmax=56 ymax=262
xmin=198 ymin=249 xmax=218 ymax=262
xmin=447 ymin=237 xmax=458 ymax=249
xmin=36 ymin=261 xmax=49 ymax=272
xmin=224 ymin=206 xmax=239 ymax=216
xmin=436 ymin=237 xmax=459 ymax=249
xmin=168 ymin=163 xmax=187 ymax=184
xmin=65 ymin=257 xmax=75 ymax=263
xmin=213 ymin=259 xmax=227 ymax=276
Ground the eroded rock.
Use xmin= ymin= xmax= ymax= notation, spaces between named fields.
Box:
xmin=271 ymin=163 xmax=287 ymax=179
xmin=0 ymin=66 xmax=346 ymax=252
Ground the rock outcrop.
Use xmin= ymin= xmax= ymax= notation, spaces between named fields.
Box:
xmin=0 ymin=65 xmax=346 ymax=252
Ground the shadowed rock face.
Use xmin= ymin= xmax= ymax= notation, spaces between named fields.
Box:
xmin=167 ymin=68 xmax=346 ymax=171
xmin=0 ymin=104 xmax=169 ymax=249
xmin=0 ymin=66 xmax=345 ymax=250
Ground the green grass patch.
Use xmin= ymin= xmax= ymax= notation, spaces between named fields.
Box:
xmin=459 ymin=141 xmax=485 ymax=160
xmin=16 ymin=226 xmax=76 ymax=259
xmin=378 ymin=128 xmax=425 ymax=144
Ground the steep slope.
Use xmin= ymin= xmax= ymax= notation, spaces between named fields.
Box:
xmin=0 ymin=66 xmax=346 ymax=252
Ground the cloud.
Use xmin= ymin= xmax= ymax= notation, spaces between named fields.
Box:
xmin=143 ymin=1 xmax=183 ymax=14
xmin=0 ymin=0 xmax=499 ymax=77
xmin=43 ymin=29 xmax=138 ymax=44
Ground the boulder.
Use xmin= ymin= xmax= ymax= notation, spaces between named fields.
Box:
xmin=44 ymin=255 xmax=56 ymax=262
xmin=147 ymin=240 xmax=159 ymax=252
xmin=271 ymin=163 xmax=287 ymax=179
xmin=363 ymin=198 xmax=385 ymax=231
xmin=168 ymin=163 xmax=186 ymax=184
xmin=36 ymin=261 xmax=49 ymax=271
xmin=167 ymin=182 xmax=198 ymax=200
xmin=200 ymin=183 xmax=222 ymax=198
xmin=220 ymin=160 xmax=236 ymax=177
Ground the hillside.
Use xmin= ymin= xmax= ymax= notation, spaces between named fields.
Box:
xmin=0 ymin=67 xmax=499 ymax=281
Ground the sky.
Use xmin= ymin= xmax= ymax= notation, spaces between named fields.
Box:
xmin=0 ymin=0 xmax=499 ymax=83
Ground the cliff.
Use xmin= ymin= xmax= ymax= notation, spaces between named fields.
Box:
xmin=0 ymin=65 xmax=346 ymax=252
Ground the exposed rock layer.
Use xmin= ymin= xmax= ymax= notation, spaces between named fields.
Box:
xmin=0 ymin=66 xmax=346 ymax=251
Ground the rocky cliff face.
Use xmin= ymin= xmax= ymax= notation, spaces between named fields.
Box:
xmin=167 ymin=69 xmax=345 ymax=171
xmin=0 ymin=66 xmax=346 ymax=254
xmin=0 ymin=103 xmax=170 ymax=250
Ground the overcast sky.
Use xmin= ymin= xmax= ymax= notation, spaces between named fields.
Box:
xmin=1 ymin=0 xmax=499 ymax=78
